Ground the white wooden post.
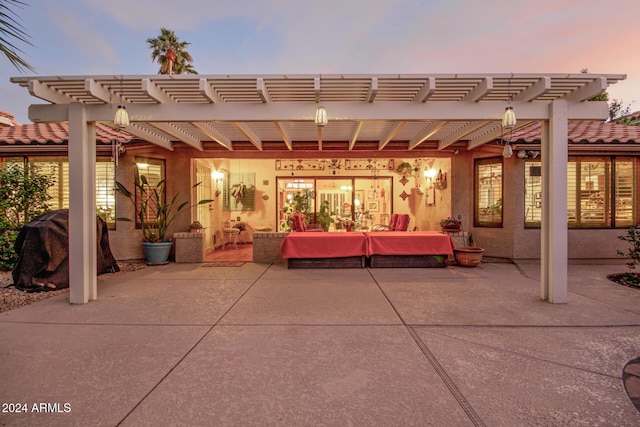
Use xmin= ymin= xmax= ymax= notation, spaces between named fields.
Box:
xmin=68 ymin=103 xmax=97 ymax=304
xmin=541 ymin=100 xmax=568 ymax=303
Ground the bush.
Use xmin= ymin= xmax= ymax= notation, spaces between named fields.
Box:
xmin=617 ymin=226 xmax=640 ymax=271
xmin=0 ymin=162 xmax=53 ymax=270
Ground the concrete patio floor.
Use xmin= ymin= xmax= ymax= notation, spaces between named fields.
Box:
xmin=1 ymin=261 xmax=639 ymax=426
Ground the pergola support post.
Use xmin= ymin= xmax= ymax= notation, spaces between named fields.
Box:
xmin=68 ymin=103 xmax=97 ymax=304
xmin=541 ymin=100 xmax=568 ymax=303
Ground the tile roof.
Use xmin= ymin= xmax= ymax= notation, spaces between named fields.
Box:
xmin=0 ymin=110 xmax=19 ymax=127
xmin=510 ymin=120 xmax=640 ymax=144
xmin=0 ymin=122 xmax=133 ymax=145
xmin=0 ymin=120 xmax=638 ymax=148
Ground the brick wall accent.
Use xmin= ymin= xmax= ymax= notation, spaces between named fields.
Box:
xmin=253 ymin=232 xmax=288 ymax=263
xmin=173 ymin=232 xmax=204 ymax=263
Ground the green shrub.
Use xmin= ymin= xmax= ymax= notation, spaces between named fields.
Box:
xmin=0 ymin=162 xmax=53 ymax=270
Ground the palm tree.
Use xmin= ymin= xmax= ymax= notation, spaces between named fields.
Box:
xmin=0 ymin=0 xmax=35 ymax=73
xmin=146 ymin=28 xmax=197 ymax=75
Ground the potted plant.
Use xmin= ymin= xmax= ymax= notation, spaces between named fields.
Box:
xmin=440 ymin=215 xmax=462 ymax=232
xmin=116 ymin=169 xmax=213 ymax=265
xmin=342 ymin=218 xmax=355 ymax=232
xmin=314 ymin=200 xmax=335 ymax=232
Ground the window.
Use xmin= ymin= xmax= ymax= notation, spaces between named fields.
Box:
xmin=475 ymin=158 xmax=503 ymax=227
xmin=135 ymin=158 xmax=165 ymax=227
xmin=6 ymin=157 xmax=116 ymax=228
xmin=524 ymin=157 xmax=638 ymax=228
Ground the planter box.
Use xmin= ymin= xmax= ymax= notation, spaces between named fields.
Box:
xmin=287 ymin=256 xmax=365 ymax=269
xmin=369 ymin=254 xmax=446 ymax=268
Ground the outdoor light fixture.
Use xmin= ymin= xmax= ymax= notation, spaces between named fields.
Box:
xmin=502 ymin=76 xmax=516 ymax=128
xmin=315 ymin=106 xmax=328 ymax=127
xmin=114 ymin=75 xmax=129 ymax=128
xmin=517 ymin=150 xmax=539 ymax=160
xmin=114 ymin=106 xmax=129 ymax=128
xmin=502 ymin=143 xmax=513 ymax=158
xmin=502 ymin=106 xmax=516 ymax=127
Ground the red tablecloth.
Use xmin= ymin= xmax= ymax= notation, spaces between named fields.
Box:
xmin=365 ymin=231 xmax=454 ymax=256
xmin=280 ymin=232 xmax=367 ymax=259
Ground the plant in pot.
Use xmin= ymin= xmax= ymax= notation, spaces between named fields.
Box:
xmin=116 ymin=170 xmax=213 ymax=265
xmin=314 ymin=200 xmax=335 ymax=232
xmin=440 ymin=215 xmax=462 ymax=232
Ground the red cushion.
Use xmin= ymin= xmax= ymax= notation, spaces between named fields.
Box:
xmin=396 ymin=214 xmax=410 ymax=231
xmin=389 ymin=214 xmax=399 ymax=231
xmin=292 ymin=213 xmax=306 ymax=232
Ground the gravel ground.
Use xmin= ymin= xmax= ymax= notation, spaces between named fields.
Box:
xmin=0 ymin=261 xmax=147 ymax=313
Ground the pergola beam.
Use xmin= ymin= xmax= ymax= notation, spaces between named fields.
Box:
xmin=141 ymin=78 xmax=173 ymax=103
xmin=192 ymin=122 xmax=233 ymax=150
xmin=349 ymin=121 xmax=364 ymax=150
xmin=413 ymin=77 xmax=436 ymax=102
xmin=378 ymin=121 xmax=406 ymax=150
xmin=151 ymin=122 xmax=203 ymax=150
xmin=28 ymin=80 xmax=73 ymax=104
xmin=438 ymin=121 xmax=491 ymax=149
xmin=257 ymin=77 xmax=270 ymax=103
xmin=233 ymin=122 xmax=263 ymax=150
xmin=408 ymin=121 xmax=447 ymax=150
xmin=27 ymin=100 xmax=611 ymax=123
xmin=462 ymin=78 xmax=492 ymax=102
xmin=84 ymin=79 xmax=111 ymax=103
xmin=275 ymin=122 xmax=292 ymax=150
xmin=514 ymin=77 xmax=551 ymax=102
xmin=564 ymin=77 xmax=607 ymax=102
xmin=199 ymin=78 xmax=220 ymax=103
xmin=367 ymin=77 xmax=378 ymax=102
xmin=120 ymin=124 xmax=173 ymax=150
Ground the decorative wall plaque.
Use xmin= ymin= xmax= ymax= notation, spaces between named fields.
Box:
xmin=344 ymin=159 xmax=394 ymax=171
xmin=275 ymin=160 xmax=325 ymax=171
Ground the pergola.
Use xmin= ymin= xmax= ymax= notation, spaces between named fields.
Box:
xmin=11 ymin=73 xmax=626 ymax=304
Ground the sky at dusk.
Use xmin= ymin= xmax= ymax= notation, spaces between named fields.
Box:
xmin=1 ymin=0 xmax=639 ymax=124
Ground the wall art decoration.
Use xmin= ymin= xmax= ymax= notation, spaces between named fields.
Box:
xmin=223 ymin=172 xmax=256 ymax=211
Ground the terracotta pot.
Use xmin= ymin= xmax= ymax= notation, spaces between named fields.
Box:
xmin=453 ymin=247 xmax=484 ymax=267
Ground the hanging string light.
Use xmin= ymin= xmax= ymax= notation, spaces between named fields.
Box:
xmin=502 ymin=76 xmax=516 ymax=128
xmin=315 ymin=105 xmax=328 ymax=127
xmin=114 ymin=75 xmax=129 ymax=128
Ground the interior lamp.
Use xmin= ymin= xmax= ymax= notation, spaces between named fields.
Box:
xmin=315 ymin=106 xmax=328 ymax=127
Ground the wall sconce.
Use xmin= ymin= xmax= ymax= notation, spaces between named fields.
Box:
xmin=212 ymin=170 xmax=224 ymax=197
xmin=315 ymin=106 xmax=328 ymax=126
xmin=424 ymin=168 xmax=437 ymax=188
xmin=517 ymin=150 xmax=539 ymax=160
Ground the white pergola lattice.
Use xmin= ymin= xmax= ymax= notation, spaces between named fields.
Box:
xmin=11 ymin=73 xmax=626 ymax=304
